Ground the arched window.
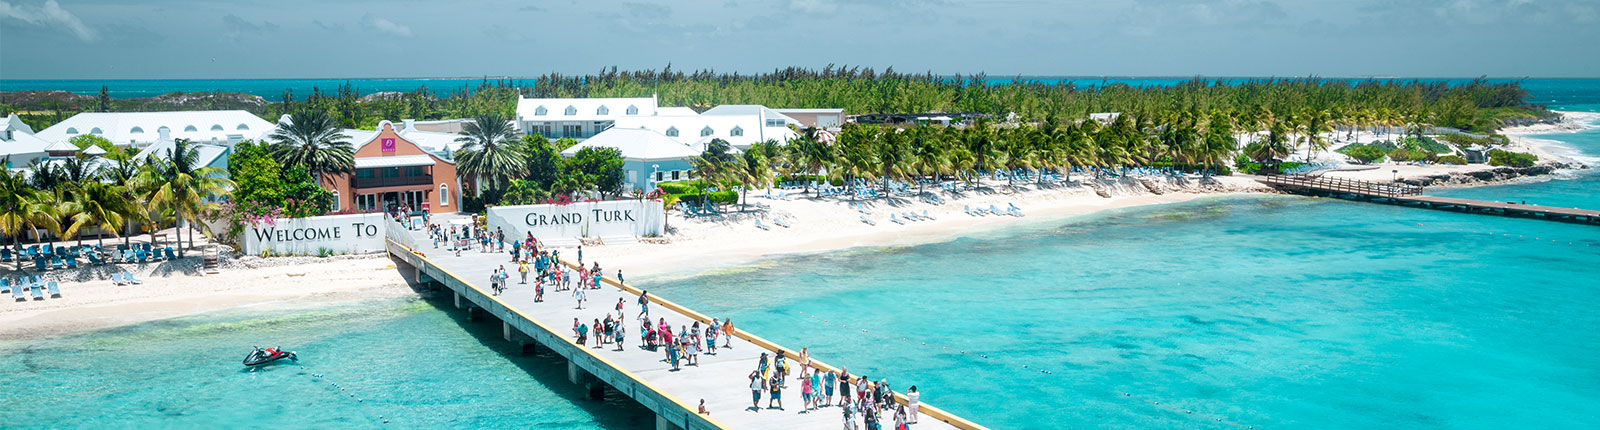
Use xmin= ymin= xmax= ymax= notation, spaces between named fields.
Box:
xmin=626 ymin=105 xmax=638 ymax=115
xmin=439 ymin=184 xmax=450 ymax=206
xmin=534 ymin=106 xmax=548 ymax=116
xmin=130 ymin=127 xmax=144 ymax=134
xmin=157 ymin=126 xmax=170 ymax=135
xmin=700 ymin=126 xmax=714 ymax=137
xmin=66 ymin=127 xmax=79 ymax=134
xmin=597 ymin=106 xmax=609 ymax=115
xmin=237 ymin=124 xmax=250 ymax=130
xmin=184 ymin=125 xmax=198 ymax=132
xmin=330 ymin=190 xmax=341 ymax=211
xmin=665 ymin=127 xmax=679 ymax=137
xmin=564 ymin=106 xmax=577 ymax=116
xmin=90 ymin=127 xmax=103 ymax=135
xmin=730 ymin=126 xmax=744 ymax=137
xmin=210 ymin=124 xmax=224 ymax=131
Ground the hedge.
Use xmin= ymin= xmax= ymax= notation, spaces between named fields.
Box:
xmin=1488 ymin=150 xmax=1538 ymax=167
xmin=674 ymin=190 xmax=738 ymax=205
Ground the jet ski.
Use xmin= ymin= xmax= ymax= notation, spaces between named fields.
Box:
xmin=243 ymin=346 xmax=298 ymax=366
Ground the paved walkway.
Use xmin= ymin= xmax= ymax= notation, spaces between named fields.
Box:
xmin=400 ymin=220 xmax=971 ymax=430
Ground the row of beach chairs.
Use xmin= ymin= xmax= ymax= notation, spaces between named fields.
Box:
xmin=675 ymin=201 xmax=726 ymax=217
xmin=2 ymin=277 xmax=60 ymax=302
xmin=965 ymin=203 xmax=1025 ymax=217
xmin=1 ymin=244 xmax=179 ymax=271
xmin=752 ymin=217 xmax=794 ymax=231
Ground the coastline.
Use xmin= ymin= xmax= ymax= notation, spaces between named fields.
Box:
xmin=5 ymin=110 xmax=1594 ymax=339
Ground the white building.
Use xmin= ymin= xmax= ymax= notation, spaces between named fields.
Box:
xmin=2 ymin=114 xmax=54 ymax=169
xmin=36 ymin=110 xmax=273 ymax=149
xmin=559 ymin=128 xmax=710 ymax=193
xmin=514 ymin=95 xmax=661 ymax=140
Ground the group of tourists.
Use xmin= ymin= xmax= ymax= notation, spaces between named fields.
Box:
xmin=746 ymin=349 xmax=921 ymax=429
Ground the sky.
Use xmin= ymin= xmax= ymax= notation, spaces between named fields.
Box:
xmin=1 ymin=0 xmax=1597 ymax=79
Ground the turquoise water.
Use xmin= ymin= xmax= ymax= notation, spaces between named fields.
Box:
xmin=0 ymin=297 xmax=653 ymax=429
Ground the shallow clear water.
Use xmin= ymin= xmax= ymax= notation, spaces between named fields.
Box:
xmin=0 ymin=297 xmax=653 ymax=429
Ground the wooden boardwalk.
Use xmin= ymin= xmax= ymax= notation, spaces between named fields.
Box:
xmin=1259 ymin=174 xmax=1600 ymax=225
xmin=385 ymin=218 xmax=984 ymax=430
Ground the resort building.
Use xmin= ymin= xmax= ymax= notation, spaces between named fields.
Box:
xmin=559 ymin=128 xmax=709 ymax=193
xmin=514 ymin=95 xmax=661 ymax=140
xmin=35 ymin=110 xmax=273 ymax=149
xmin=133 ymin=137 xmax=230 ymax=178
xmin=315 ymin=120 xmax=460 ymax=214
xmin=773 ymin=108 xmax=845 ymax=129
xmin=1 ymin=113 xmax=53 ymax=168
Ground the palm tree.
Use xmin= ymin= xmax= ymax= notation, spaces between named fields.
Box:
xmin=454 ymin=112 xmax=526 ymax=195
xmin=63 ymin=181 xmax=132 ymax=248
xmin=1300 ymin=108 xmax=1333 ymax=162
xmin=141 ymin=139 xmax=235 ymax=256
xmin=732 ymin=142 xmax=774 ymax=211
xmin=785 ymin=128 xmax=835 ymax=196
xmin=0 ymin=169 xmax=61 ymax=269
xmin=269 ymin=109 xmax=355 ymax=187
xmin=906 ymin=125 xmax=949 ymax=194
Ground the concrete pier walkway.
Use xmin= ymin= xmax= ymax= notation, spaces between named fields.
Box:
xmin=385 ymin=223 xmax=984 ymax=430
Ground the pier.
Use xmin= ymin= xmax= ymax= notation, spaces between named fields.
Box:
xmin=1259 ymin=174 xmax=1600 ymax=225
xmin=382 ymin=220 xmax=984 ymax=430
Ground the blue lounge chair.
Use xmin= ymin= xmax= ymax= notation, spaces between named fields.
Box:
xmin=10 ymin=282 xmax=24 ymax=302
xmin=922 ymin=210 xmax=936 ymax=220
xmin=34 ymin=256 xmax=47 ymax=271
xmin=773 ymin=218 xmax=791 ymax=228
xmin=125 ymin=272 xmax=144 ymax=285
xmin=87 ymin=252 xmax=102 ymax=265
xmin=49 ymin=255 xmax=62 ymax=270
xmin=109 ymin=273 xmax=125 ymax=286
xmin=1 ymin=248 xmax=11 ymax=262
xmin=66 ymin=257 xmax=78 ymax=269
xmin=860 ymin=216 xmax=876 ymax=226
xmin=166 ymin=248 xmax=177 ymax=260
xmin=890 ymin=214 xmax=906 ymax=224
xmin=136 ymin=249 xmax=149 ymax=263
xmin=29 ymin=281 xmax=44 ymax=301
xmin=754 ymin=219 xmax=771 ymax=231
xmin=46 ymin=281 xmax=60 ymax=298
xmin=1 ymin=279 xmax=9 ymax=295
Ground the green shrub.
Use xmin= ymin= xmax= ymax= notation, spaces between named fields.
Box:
xmin=1488 ymin=150 xmax=1538 ymax=167
xmin=1436 ymin=155 xmax=1469 ymax=165
xmin=658 ymin=181 xmax=700 ymax=194
xmin=1387 ymin=148 xmax=1413 ymax=162
xmin=675 ymin=190 xmax=738 ymax=205
xmin=1343 ymin=145 xmax=1386 ymax=164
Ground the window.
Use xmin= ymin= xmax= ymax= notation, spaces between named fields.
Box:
xmin=533 ymin=124 xmax=553 ymax=137
xmin=184 ymin=125 xmax=198 ymax=132
xmin=357 ymin=194 xmax=377 ymax=211
xmin=700 ymin=126 xmax=713 ymax=137
xmin=534 ymin=106 xmax=548 ymax=116
xmin=597 ymin=106 xmax=609 ymax=115
xmin=564 ymin=105 xmax=577 ymax=116
xmin=66 ymin=128 xmax=79 ymax=134
xmin=356 ymin=169 xmax=376 ymax=179
xmin=656 ymin=171 xmax=664 ymax=181
xmin=157 ymin=126 xmax=170 ymax=135
xmin=766 ymin=119 xmax=786 ymax=127
xmin=730 ymin=126 xmax=744 ymax=137
xmin=440 ymin=184 xmax=450 ymax=206
xmin=665 ymin=127 xmax=678 ymax=137
xmin=562 ymin=124 xmax=582 ymax=137
xmin=330 ymin=191 xmax=341 ymax=211
xmin=237 ymin=124 xmax=250 ymax=130
xmin=672 ymin=170 xmax=681 ymax=180
xmin=210 ymin=124 xmax=224 ymax=131
xmin=131 ymin=127 xmax=145 ymax=134
xmin=626 ymin=105 xmax=638 ymax=115
xmin=90 ymin=127 xmax=103 ymax=134
xmin=627 ymin=170 xmax=636 ymax=184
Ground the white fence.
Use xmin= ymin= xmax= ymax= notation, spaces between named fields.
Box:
xmin=242 ymin=213 xmax=389 ymax=256
xmin=485 ymin=200 xmax=664 ymax=247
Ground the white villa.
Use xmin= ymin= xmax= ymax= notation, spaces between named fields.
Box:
xmin=515 ymin=96 xmax=663 ymax=140
xmin=36 ymin=110 xmax=274 ymax=149
xmin=2 ymin=114 xmax=54 ymax=168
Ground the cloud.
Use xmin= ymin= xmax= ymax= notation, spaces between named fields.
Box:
xmin=0 ymin=0 xmax=98 ymax=42
xmin=221 ymin=13 xmax=277 ymax=40
xmin=518 ymin=5 xmax=546 ymax=12
xmin=623 ymin=2 xmax=671 ymax=19
xmin=788 ymin=0 xmax=837 ymax=14
xmin=364 ymin=14 xmax=412 ymax=37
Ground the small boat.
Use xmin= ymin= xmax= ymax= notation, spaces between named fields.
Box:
xmin=243 ymin=346 xmax=298 ymax=367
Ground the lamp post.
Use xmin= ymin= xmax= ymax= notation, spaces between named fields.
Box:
xmin=1392 ymin=169 xmax=1398 ymax=182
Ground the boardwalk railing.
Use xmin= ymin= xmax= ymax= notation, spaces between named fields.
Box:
xmin=1260 ymin=174 xmax=1424 ymax=198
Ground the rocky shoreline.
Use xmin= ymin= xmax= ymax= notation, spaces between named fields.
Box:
xmin=1397 ymin=162 xmax=1589 ymax=188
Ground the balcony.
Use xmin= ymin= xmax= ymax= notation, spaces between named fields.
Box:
xmin=355 ymin=174 xmax=433 ymax=188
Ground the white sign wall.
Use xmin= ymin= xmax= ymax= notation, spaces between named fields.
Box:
xmin=486 ymin=200 xmax=664 ymax=246
xmin=243 ymin=213 xmax=389 ymax=255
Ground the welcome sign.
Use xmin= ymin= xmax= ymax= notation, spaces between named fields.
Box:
xmin=243 ymin=213 xmax=389 ymax=255
xmin=486 ymin=200 xmax=664 ymax=246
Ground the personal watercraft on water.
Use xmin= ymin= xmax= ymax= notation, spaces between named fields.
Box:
xmin=243 ymin=346 xmax=297 ymax=366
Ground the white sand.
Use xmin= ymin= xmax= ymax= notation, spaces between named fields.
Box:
xmin=0 ymin=256 xmax=414 ymax=339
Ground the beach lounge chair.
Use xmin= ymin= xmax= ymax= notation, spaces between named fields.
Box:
xmin=1 ymin=279 xmax=9 ymax=295
xmin=88 ymin=252 xmax=103 ymax=265
xmin=34 ymin=256 xmax=47 ymax=271
xmin=137 ymin=250 xmax=149 ymax=263
xmin=29 ymin=280 xmax=44 ymax=301
xmin=890 ymin=213 xmax=906 ymax=224
xmin=754 ymin=219 xmax=771 ymax=230
xmin=46 ymin=281 xmax=60 ymax=298
xmin=110 ymin=273 xmax=126 ymax=286
xmin=166 ymin=248 xmax=177 ymax=260
xmin=126 ymin=272 xmax=144 ymax=285
xmin=11 ymin=282 xmax=24 ymax=302
xmin=989 ymin=205 xmax=1005 ymax=216
xmin=773 ymin=218 xmax=791 ymax=228
xmin=66 ymin=257 xmax=78 ymax=269
xmin=860 ymin=216 xmax=876 ymax=226
xmin=1 ymin=248 xmax=11 ymax=262
xmin=922 ymin=210 xmax=936 ymax=220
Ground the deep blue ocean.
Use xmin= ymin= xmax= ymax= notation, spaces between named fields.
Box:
xmin=1 ymin=79 xmax=1596 ymax=429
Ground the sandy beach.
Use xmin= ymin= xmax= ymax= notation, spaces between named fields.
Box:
xmin=5 ymin=111 xmax=1592 ymax=339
